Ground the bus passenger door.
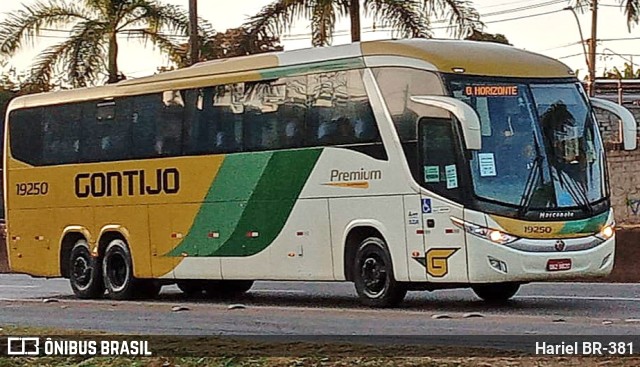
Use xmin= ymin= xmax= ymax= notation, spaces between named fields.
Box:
xmin=420 ymin=196 xmax=468 ymax=283
xmin=417 ymin=117 xmax=469 ymax=283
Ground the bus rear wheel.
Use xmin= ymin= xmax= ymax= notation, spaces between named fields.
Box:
xmin=353 ymin=237 xmax=406 ymax=308
xmin=204 ymin=280 xmax=254 ymax=298
xmin=102 ymin=238 xmax=145 ymax=300
xmin=472 ymin=283 xmax=520 ymax=303
xmin=69 ymin=239 xmax=105 ymax=299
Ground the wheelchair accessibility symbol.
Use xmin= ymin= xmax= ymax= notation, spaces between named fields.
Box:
xmin=421 ymin=198 xmax=432 ymax=214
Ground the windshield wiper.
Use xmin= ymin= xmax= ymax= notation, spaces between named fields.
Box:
xmin=554 ymin=113 xmax=595 ymax=215
xmin=518 ymin=154 xmax=543 ymax=216
xmin=557 ymin=170 xmax=594 ymax=215
xmin=518 ymin=129 xmax=546 ymax=216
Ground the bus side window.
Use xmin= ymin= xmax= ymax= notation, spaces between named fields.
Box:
xmin=418 ymin=117 xmax=464 ymax=202
xmin=281 ymin=76 xmax=308 ymax=148
xmin=279 ymin=104 xmax=305 ymax=148
xmin=81 ymin=100 xmax=132 ymax=162
xmin=42 ymin=104 xmax=81 ymax=165
xmin=193 ymin=87 xmax=217 ymax=154
xmin=157 ymin=90 xmax=184 ymax=156
xmin=212 ymin=106 xmax=241 ymax=153
xmin=182 ymin=88 xmax=201 ymax=154
xmin=352 ymin=102 xmax=378 ymax=142
xmin=131 ymin=93 xmax=162 ymax=159
xmin=9 ymin=108 xmax=44 ymax=165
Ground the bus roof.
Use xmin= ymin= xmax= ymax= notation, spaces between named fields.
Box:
xmin=8 ymin=38 xmax=574 ymax=110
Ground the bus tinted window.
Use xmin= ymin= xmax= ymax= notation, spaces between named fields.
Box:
xmin=373 ymin=67 xmax=445 ymax=176
xmin=372 ymin=67 xmax=445 ymax=141
xmin=157 ymin=90 xmax=184 ymax=156
xmin=184 ymin=85 xmax=243 ymax=154
xmin=81 ymin=100 xmax=132 ymax=162
xmin=43 ymin=104 xmax=81 ymax=165
xmin=305 ymin=69 xmax=384 ymax=159
xmin=9 ymin=108 xmax=43 ymax=165
xmin=130 ymin=93 xmax=162 ymax=158
xmin=8 ymin=68 xmax=384 ymax=165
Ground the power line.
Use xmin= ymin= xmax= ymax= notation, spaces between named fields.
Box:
xmin=559 ymin=52 xmax=640 ymax=59
xmin=480 ymin=0 xmax=566 ymax=17
xmin=431 ymin=8 xmax=562 ymax=30
xmin=557 ymin=53 xmax=585 ymax=59
xmin=476 ymin=0 xmax=555 ymax=10
xmin=599 ymin=36 xmax=640 ymax=42
xmin=540 ymin=40 xmax=583 ymax=51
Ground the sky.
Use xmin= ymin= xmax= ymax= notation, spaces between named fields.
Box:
xmin=0 ymin=0 xmax=639 ymax=82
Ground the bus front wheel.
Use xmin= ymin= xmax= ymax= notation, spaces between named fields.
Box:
xmin=472 ymin=283 xmax=520 ymax=303
xmin=353 ymin=237 xmax=406 ymax=308
xmin=69 ymin=239 xmax=105 ymax=299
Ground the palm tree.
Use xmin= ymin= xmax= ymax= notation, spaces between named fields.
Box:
xmin=573 ymin=0 xmax=639 ymax=31
xmin=604 ymin=62 xmax=640 ymax=79
xmin=245 ymin=0 xmax=482 ymax=47
xmin=0 ymin=0 xmax=205 ymax=87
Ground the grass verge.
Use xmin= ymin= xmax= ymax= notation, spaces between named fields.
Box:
xmin=0 ymin=325 xmax=637 ymax=366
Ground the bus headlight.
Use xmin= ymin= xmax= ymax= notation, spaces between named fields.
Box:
xmin=596 ymin=224 xmax=614 ymax=240
xmin=451 ymin=217 xmax=519 ymax=245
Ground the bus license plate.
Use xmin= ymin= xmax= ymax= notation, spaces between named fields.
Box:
xmin=547 ymin=259 xmax=572 ymax=271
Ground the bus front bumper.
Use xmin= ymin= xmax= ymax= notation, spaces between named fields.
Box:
xmin=467 ymin=234 xmax=615 ymax=283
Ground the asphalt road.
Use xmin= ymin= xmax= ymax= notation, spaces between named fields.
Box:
xmin=1 ymin=274 xmax=639 ymax=339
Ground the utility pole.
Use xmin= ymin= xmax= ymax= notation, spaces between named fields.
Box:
xmin=188 ymin=0 xmax=199 ymax=66
xmin=588 ymin=0 xmax=598 ymax=96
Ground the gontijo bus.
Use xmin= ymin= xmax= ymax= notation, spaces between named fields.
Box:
xmin=4 ymin=39 xmax=637 ymax=306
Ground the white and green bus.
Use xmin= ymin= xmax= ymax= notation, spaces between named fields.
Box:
xmin=5 ymin=39 xmax=637 ymax=306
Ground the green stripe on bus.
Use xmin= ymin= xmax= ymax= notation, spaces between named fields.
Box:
xmin=167 ymin=148 xmax=322 ymax=257
xmin=167 ymin=153 xmax=271 ymax=256
xmin=558 ymin=211 xmax=609 ymax=234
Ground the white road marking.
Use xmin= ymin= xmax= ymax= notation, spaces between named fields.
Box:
xmin=0 ymin=285 xmax=39 ymax=288
xmin=516 ymin=295 xmax=640 ymax=302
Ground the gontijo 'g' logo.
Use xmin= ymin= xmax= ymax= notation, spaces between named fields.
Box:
xmin=426 ymin=248 xmax=459 ymax=277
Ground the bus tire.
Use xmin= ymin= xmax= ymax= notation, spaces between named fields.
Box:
xmin=353 ymin=237 xmax=406 ymax=308
xmin=102 ymin=239 xmax=137 ymax=300
xmin=177 ymin=280 xmax=205 ymax=296
xmin=69 ymin=239 xmax=105 ymax=299
xmin=472 ymin=283 xmax=520 ymax=303
xmin=204 ymin=280 xmax=254 ymax=298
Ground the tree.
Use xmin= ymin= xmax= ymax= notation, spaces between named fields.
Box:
xmin=0 ymin=0 xmax=200 ymax=87
xmin=171 ymin=27 xmax=284 ymax=67
xmin=245 ymin=0 xmax=482 ymax=47
xmin=200 ymin=27 xmax=284 ymax=61
xmin=465 ymin=30 xmax=510 ymax=45
xmin=574 ymin=0 xmax=639 ymax=31
xmin=603 ymin=62 xmax=640 ymax=79
xmin=0 ymin=88 xmax=15 ymax=122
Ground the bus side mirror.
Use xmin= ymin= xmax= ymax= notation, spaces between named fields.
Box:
xmin=410 ymin=96 xmax=482 ymax=150
xmin=590 ymin=98 xmax=637 ymax=151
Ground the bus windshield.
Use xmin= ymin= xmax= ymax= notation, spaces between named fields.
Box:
xmin=448 ymin=78 xmax=606 ymax=211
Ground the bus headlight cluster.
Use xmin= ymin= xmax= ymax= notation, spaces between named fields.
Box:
xmin=596 ymin=224 xmax=614 ymax=240
xmin=450 ymin=217 xmax=519 ymax=245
